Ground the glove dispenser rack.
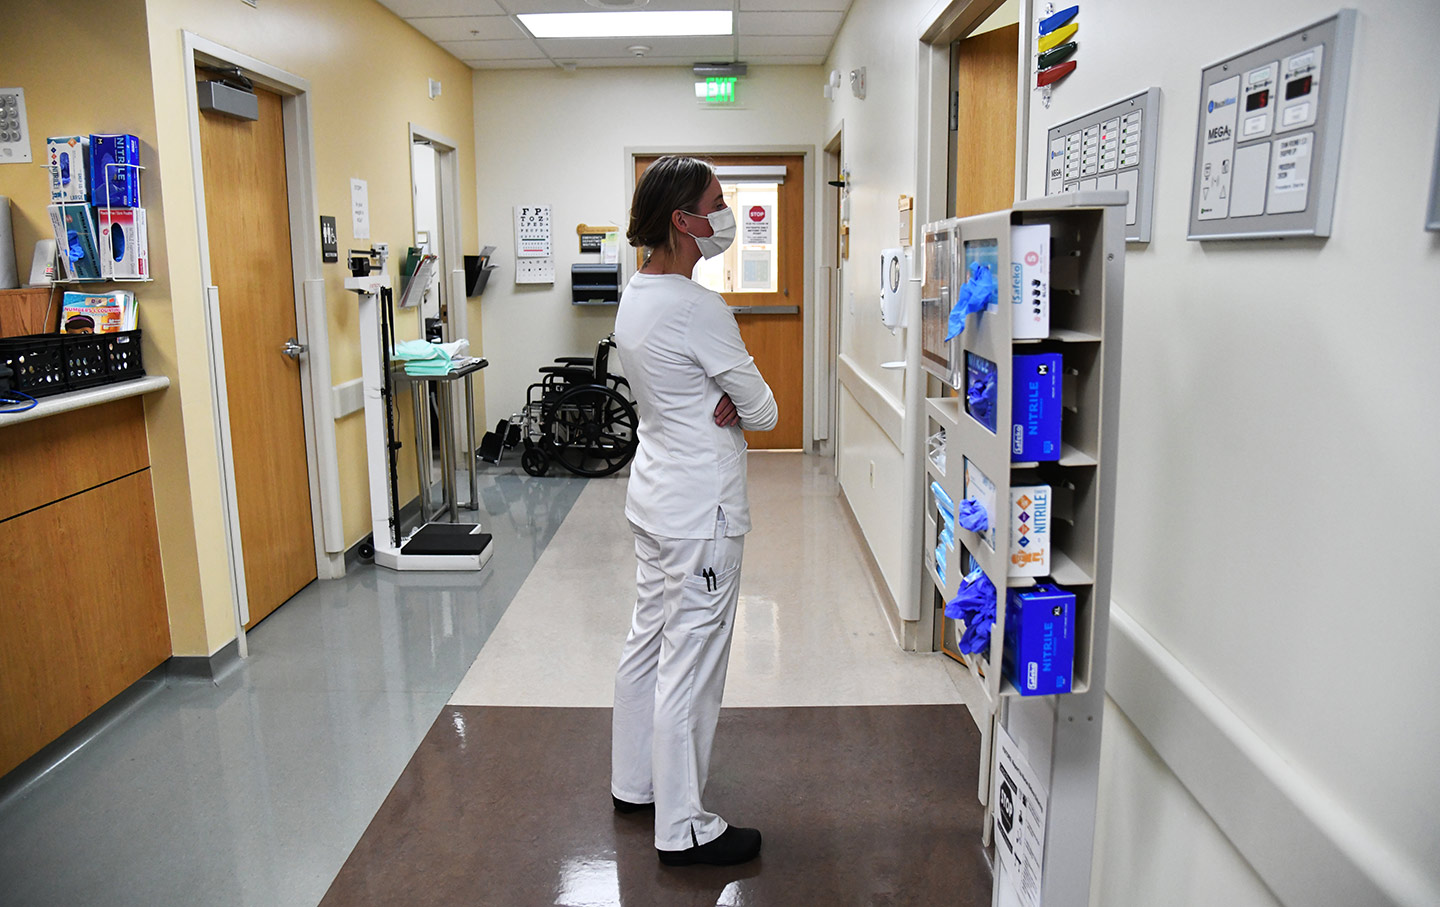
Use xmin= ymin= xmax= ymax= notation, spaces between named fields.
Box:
xmin=913 ymin=192 xmax=1126 ymax=907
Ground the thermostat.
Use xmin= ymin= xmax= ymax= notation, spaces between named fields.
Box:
xmin=1187 ymin=10 xmax=1355 ymax=240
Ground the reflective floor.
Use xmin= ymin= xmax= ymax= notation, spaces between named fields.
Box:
xmin=0 ymin=454 xmax=985 ymax=907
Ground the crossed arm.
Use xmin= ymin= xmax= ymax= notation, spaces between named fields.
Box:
xmin=711 ymin=360 xmax=778 ymax=431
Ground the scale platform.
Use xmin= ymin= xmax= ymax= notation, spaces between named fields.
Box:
xmin=375 ymin=522 xmax=493 ymax=572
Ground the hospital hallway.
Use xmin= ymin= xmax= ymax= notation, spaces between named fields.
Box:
xmin=0 ymin=452 xmax=989 ymax=906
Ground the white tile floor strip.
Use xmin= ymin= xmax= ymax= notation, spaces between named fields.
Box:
xmin=450 ymin=453 xmax=967 ymax=708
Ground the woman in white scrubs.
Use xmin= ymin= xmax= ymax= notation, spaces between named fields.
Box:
xmin=610 ymin=156 xmax=778 ymax=867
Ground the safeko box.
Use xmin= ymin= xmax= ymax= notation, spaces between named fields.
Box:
xmin=1003 ymin=583 xmax=1075 ymax=696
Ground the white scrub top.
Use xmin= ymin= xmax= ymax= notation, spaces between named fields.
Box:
xmin=614 ymin=272 xmax=776 ymax=539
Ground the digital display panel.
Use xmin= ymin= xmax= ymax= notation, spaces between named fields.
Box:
xmin=1245 ymin=89 xmax=1270 ymax=111
xmin=1285 ymin=75 xmax=1313 ymax=100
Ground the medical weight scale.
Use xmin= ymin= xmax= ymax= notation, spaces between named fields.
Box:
xmin=345 ymin=245 xmax=492 ymax=571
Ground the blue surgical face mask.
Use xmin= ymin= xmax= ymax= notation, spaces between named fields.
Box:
xmin=680 ymin=206 xmax=737 ymax=259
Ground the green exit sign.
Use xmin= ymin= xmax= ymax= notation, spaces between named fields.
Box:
xmin=696 ymin=76 xmax=738 ymax=104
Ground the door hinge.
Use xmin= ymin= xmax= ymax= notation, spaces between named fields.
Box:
xmin=949 ymin=90 xmax=959 ymax=131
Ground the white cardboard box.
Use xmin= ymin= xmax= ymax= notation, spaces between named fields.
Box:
xmin=97 ymin=207 xmax=148 ymax=279
xmin=1009 ymin=484 xmax=1051 ymax=576
xmin=1010 ymin=224 xmax=1050 ymax=339
xmin=46 ymin=136 xmax=89 ymax=202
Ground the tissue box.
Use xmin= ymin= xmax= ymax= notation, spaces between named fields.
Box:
xmin=1012 ymin=352 xmax=1062 ymax=461
xmin=1009 ymin=484 xmax=1051 ymax=576
xmin=89 ymin=134 xmax=141 ymax=207
xmin=1003 ymin=583 xmax=1075 ymax=695
xmin=1010 ymin=224 xmax=1049 ymax=339
xmin=97 ymin=208 xmax=148 ymax=279
xmin=48 ymin=203 xmax=102 ymax=281
xmin=46 ymin=136 xmax=89 ymax=202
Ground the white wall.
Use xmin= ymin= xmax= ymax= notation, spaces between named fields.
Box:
xmin=823 ymin=0 xmax=941 ymax=610
xmin=471 ymin=65 xmax=824 ymax=424
xmin=1020 ymin=1 xmax=1439 ymax=904
xmin=826 ymin=0 xmax=1440 ymax=904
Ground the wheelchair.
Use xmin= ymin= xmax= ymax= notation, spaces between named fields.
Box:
xmin=517 ymin=334 xmax=639 ymax=478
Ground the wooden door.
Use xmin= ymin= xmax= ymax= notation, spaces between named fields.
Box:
xmin=953 ymin=24 xmax=1020 ymax=217
xmin=634 ymin=154 xmax=805 ymax=449
xmin=200 ymin=87 xmax=316 ymax=628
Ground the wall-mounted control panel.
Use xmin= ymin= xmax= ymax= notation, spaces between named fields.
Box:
xmin=1187 ymin=10 xmax=1355 ymax=240
xmin=1046 ymin=88 xmax=1160 ymax=242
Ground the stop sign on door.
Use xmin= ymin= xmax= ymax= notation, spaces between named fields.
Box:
xmin=749 ymin=206 xmax=766 ymax=222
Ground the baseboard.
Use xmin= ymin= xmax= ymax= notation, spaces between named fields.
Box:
xmin=837 ymin=481 xmax=913 ymax=650
xmin=0 ymin=663 xmax=166 ymax=810
xmin=166 ymin=637 xmax=243 ymax=684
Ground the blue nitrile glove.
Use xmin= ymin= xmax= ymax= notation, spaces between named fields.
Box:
xmin=67 ymin=230 xmax=84 ymax=262
xmin=966 ymin=369 xmax=995 ymax=426
xmin=956 ymin=498 xmax=989 ymax=533
xmin=945 ymin=565 xmax=997 ymax=655
xmin=945 ymin=262 xmax=998 ymax=341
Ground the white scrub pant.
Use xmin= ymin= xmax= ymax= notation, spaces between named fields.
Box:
xmin=611 ymin=509 xmax=745 ymax=851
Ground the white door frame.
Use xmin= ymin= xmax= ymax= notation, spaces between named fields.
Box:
xmin=181 ymin=32 xmax=345 ymax=656
xmin=408 ymin=124 xmax=469 ymax=460
xmin=625 ymin=145 xmax=817 ymax=451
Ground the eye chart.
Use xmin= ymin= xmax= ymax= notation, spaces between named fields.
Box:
xmin=514 ymin=204 xmax=554 ymax=284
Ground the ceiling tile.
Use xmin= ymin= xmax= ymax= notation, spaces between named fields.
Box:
xmin=740 ymin=0 xmax=851 ymax=11
xmin=738 ymin=34 xmax=831 ymax=56
xmin=469 ymin=59 xmax=553 ymax=70
xmin=376 ymin=0 xmax=503 ymax=17
xmin=534 ymin=35 xmax=733 ymax=58
xmin=737 ymin=11 xmax=843 ymax=35
xmin=740 ymin=55 xmax=827 ymax=65
xmin=439 ymin=38 xmax=547 ymax=60
xmin=407 ymin=15 xmax=523 ymax=43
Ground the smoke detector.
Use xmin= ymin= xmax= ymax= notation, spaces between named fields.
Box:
xmin=585 ymin=0 xmax=649 ymax=7
xmin=627 ymin=44 xmax=651 ymax=57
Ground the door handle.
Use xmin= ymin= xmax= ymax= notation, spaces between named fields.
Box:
xmin=282 ymin=337 xmax=308 ymax=360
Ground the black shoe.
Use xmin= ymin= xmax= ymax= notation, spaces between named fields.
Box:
xmin=657 ymin=825 xmax=762 ymax=866
xmin=613 ymin=795 xmax=654 ymax=814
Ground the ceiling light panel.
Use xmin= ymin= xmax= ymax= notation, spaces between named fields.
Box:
xmin=502 ymin=0 xmax=728 ymax=11
xmin=518 ymin=11 xmax=733 ymax=38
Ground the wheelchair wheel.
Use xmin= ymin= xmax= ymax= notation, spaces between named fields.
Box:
xmin=543 ymin=384 xmax=639 ymax=477
xmin=521 ymin=447 xmax=549 ymax=477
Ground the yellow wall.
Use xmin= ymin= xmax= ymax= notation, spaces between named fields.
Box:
xmin=140 ymin=0 xmax=479 ymax=654
xmin=3 ymin=0 xmax=480 ymax=658
xmin=0 ymin=0 xmax=212 ymax=654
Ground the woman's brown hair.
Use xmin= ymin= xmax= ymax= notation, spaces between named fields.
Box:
xmin=627 ymin=155 xmax=714 ymax=258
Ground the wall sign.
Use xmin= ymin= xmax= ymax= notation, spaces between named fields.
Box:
xmin=350 ymin=178 xmax=369 ymax=240
xmin=319 ymin=215 xmax=338 ymax=262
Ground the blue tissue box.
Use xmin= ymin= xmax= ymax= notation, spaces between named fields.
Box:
xmin=1011 ymin=352 xmax=1062 ymax=461
xmin=1003 ymin=583 xmax=1075 ymax=695
xmin=89 ymin=134 xmax=141 ymax=207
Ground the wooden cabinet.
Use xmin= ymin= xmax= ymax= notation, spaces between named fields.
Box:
xmin=0 ymin=396 xmax=169 ymax=778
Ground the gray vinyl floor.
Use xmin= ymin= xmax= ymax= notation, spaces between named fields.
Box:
xmin=0 ymin=454 xmax=979 ymax=907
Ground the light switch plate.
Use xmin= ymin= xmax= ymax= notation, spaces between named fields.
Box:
xmin=0 ymin=88 xmax=32 ymax=163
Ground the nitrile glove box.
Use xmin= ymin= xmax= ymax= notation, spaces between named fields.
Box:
xmin=48 ymin=203 xmax=102 ymax=281
xmin=1003 ymin=583 xmax=1075 ymax=696
xmin=97 ymin=208 xmax=148 ymax=279
xmin=1008 ymin=484 xmax=1051 ymax=576
xmin=89 ymin=134 xmax=141 ymax=207
xmin=1010 ymin=224 xmax=1049 ymax=339
xmin=46 ymin=136 xmax=89 ymax=202
xmin=1011 ymin=352 xmax=1062 ymax=461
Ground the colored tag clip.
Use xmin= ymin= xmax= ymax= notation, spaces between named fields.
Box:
xmin=1038 ymin=20 xmax=1077 ymax=53
xmin=1038 ymin=4 xmax=1078 ymax=35
xmin=1036 ymin=60 xmax=1077 ymax=87
xmin=1037 ymin=41 xmax=1078 ymax=70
